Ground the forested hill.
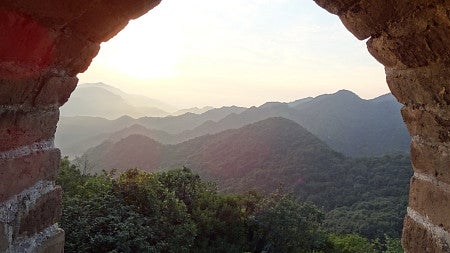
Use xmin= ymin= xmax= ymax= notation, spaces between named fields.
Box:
xmin=57 ymin=90 xmax=409 ymax=158
xmin=83 ymin=117 xmax=344 ymax=192
xmin=81 ymin=117 xmax=412 ymax=240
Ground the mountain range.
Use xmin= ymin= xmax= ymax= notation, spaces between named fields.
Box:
xmin=79 ymin=117 xmax=412 ymax=239
xmin=57 ymin=87 xmax=409 ymax=157
xmin=60 ymin=83 xmax=220 ymax=119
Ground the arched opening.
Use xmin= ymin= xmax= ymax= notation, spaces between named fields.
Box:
xmin=0 ymin=0 xmax=449 ymax=252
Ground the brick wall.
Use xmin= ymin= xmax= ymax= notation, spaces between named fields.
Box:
xmin=0 ymin=0 xmax=449 ymax=251
xmin=0 ymin=1 xmax=160 ymax=251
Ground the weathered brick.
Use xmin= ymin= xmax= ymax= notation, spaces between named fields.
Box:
xmin=0 ymin=77 xmax=39 ymax=106
xmin=386 ymin=64 xmax=450 ymax=113
xmin=313 ymin=0 xmax=359 ymax=15
xmin=0 ymin=75 xmax=77 ymax=108
xmin=53 ymin=28 xmax=100 ymax=75
xmin=0 ymin=224 xmax=8 ymax=253
xmin=0 ymin=107 xmax=59 ymax=152
xmin=401 ymin=107 xmax=450 ymax=143
xmin=66 ymin=0 xmax=161 ymax=42
xmin=409 ymin=177 xmax=450 ymax=232
xmin=35 ymin=229 xmax=64 ymax=253
xmin=411 ymin=140 xmax=450 ymax=185
xmin=367 ymin=3 xmax=450 ymax=68
xmin=34 ymin=76 xmax=78 ymax=106
xmin=0 ymin=149 xmax=60 ymax=202
xmin=19 ymin=187 xmax=62 ymax=237
xmin=402 ymin=215 xmax=450 ymax=253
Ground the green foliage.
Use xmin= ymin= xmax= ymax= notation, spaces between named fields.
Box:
xmin=330 ymin=234 xmax=377 ymax=253
xmin=59 ymin=158 xmax=403 ymax=253
xmin=250 ymin=192 xmax=333 ymax=252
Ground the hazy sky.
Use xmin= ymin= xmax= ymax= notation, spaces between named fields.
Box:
xmin=78 ymin=0 xmax=389 ymax=108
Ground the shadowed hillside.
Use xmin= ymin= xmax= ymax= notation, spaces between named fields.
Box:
xmin=58 ymin=90 xmax=409 ymax=157
xmin=81 ymin=117 xmax=412 ymax=240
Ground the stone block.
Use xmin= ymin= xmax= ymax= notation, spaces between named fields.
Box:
xmin=367 ymin=4 xmax=450 ymax=68
xmin=402 ymin=215 xmax=450 ymax=253
xmin=67 ymin=0 xmax=161 ymax=42
xmin=0 ymin=224 xmax=8 ymax=253
xmin=0 ymin=149 xmax=60 ymax=202
xmin=386 ymin=64 xmax=450 ymax=115
xmin=35 ymin=228 xmax=64 ymax=253
xmin=401 ymin=107 xmax=450 ymax=143
xmin=313 ymin=0 xmax=359 ymax=15
xmin=0 ymin=74 xmax=77 ymax=107
xmin=34 ymin=76 xmax=78 ymax=107
xmin=411 ymin=140 xmax=450 ymax=185
xmin=409 ymin=177 xmax=450 ymax=232
xmin=53 ymin=28 xmax=100 ymax=75
xmin=19 ymin=187 xmax=62 ymax=237
xmin=0 ymin=107 xmax=59 ymax=152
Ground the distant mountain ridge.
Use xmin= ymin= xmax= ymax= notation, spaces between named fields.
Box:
xmin=60 ymin=83 xmax=221 ymax=119
xmin=57 ymin=89 xmax=410 ymax=157
xmin=79 ymin=117 xmax=413 ymax=241
xmin=83 ymin=118 xmax=343 ymax=190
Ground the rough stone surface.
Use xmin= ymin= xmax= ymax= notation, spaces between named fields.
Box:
xmin=402 ymin=215 xmax=450 ymax=253
xmin=401 ymin=107 xmax=450 ymax=143
xmin=0 ymin=108 xmax=59 ymax=152
xmin=1 ymin=0 xmax=450 ymax=251
xmin=0 ymin=149 xmax=60 ymax=202
xmin=0 ymin=0 xmax=163 ymax=250
xmin=411 ymin=140 xmax=450 ymax=185
xmin=19 ymin=187 xmax=62 ymax=237
xmin=0 ymin=224 xmax=8 ymax=253
xmin=409 ymin=177 xmax=450 ymax=232
xmin=35 ymin=228 xmax=64 ymax=253
xmin=386 ymin=64 xmax=450 ymax=114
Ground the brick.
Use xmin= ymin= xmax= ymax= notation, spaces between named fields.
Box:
xmin=386 ymin=64 xmax=450 ymax=113
xmin=409 ymin=177 xmax=450 ymax=232
xmin=402 ymin=215 xmax=450 ymax=253
xmin=0 ymin=77 xmax=39 ymax=106
xmin=367 ymin=4 xmax=450 ymax=68
xmin=0 ymin=107 xmax=59 ymax=152
xmin=411 ymin=140 xmax=450 ymax=185
xmin=35 ymin=229 xmax=64 ymax=253
xmin=67 ymin=0 xmax=161 ymax=42
xmin=34 ymin=76 xmax=78 ymax=107
xmin=0 ymin=224 xmax=8 ymax=253
xmin=313 ymin=0 xmax=359 ymax=15
xmin=19 ymin=187 xmax=62 ymax=237
xmin=53 ymin=28 xmax=100 ymax=75
xmin=0 ymin=149 xmax=60 ymax=202
xmin=401 ymin=107 xmax=450 ymax=143
xmin=0 ymin=74 xmax=77 ymax=108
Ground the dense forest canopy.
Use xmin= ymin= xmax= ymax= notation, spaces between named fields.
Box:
xmin=58 ymin=159 xmax=405 ymax=252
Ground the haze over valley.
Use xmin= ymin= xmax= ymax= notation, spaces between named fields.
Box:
xmin=58 ymin=83 xmax=411 ymax=251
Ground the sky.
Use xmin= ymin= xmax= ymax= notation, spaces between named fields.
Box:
xmin=78 ymin=0 xmax=389 ymax=108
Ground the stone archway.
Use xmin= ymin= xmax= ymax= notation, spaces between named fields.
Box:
xmin=0 ymin=0 xmax=449 ymax=252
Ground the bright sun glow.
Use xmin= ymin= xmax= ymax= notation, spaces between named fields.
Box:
xmin=78 ymin=0 xmax=389 ymax=108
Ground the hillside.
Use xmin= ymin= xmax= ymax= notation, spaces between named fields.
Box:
xmin=56 ymin=106 xmax=247 ymax=156
xmin=83 ymin=118 xmax=342 ymax=190
xmin=60 ymin=83 xmax=173 ymax=118
xmin=57 ymin=90 xmax=409 ymax=157
xmin=81 ymin=117 xmax=412 ymax=239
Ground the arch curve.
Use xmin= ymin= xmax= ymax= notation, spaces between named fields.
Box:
xmin=0 ymin=0 xmax=449 ymax=251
